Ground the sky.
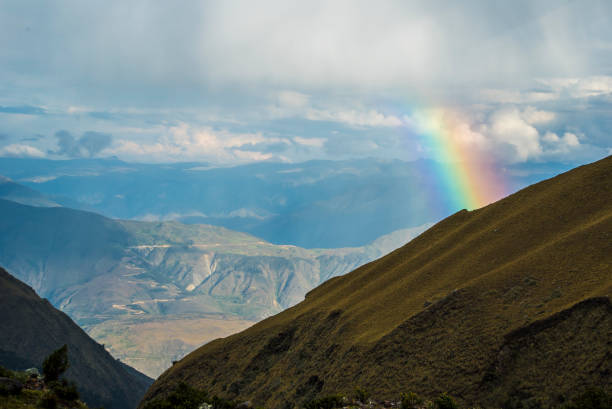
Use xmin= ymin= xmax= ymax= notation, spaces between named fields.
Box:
xmin=0 ymin=0 xmax=611 ymax=167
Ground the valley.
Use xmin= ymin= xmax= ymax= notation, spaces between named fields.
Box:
xmin=0 ymin=198 xmax=428 ymax=377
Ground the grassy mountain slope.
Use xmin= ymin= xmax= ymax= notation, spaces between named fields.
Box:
xmin=0 ymin=267 xmax=152 ymax=409
xmin=0 ymin=199 xmax=425 ymax=377
xmin=141 ymin=155 xmax=612 ymax=409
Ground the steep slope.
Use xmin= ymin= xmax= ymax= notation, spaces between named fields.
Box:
xmin=0 ymin=199 xmax=425 ymax=377
xmin=141 ymin=155 xmax=612 ymax=409
xmin=0 ymin=267 xmax=152 ymax=409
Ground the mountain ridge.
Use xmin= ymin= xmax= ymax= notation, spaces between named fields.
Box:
xmin=140 ymin=155 xmax=612 ymax=409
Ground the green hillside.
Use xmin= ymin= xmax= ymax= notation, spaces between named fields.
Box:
xmin=141 ymin=156 xmax=612 ymax=409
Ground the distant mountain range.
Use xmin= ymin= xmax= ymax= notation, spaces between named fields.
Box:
xmin=0 ymin=196 xmax=427 ymax=377
xmin=0 ymin=157 xmax=570 ymax=248
xmin=0 ymin=175 xmax=60 ymax=207
xmin=141 ymin=156 xmax=612 ymax=409
xmin=0 ymin=267 xmax=152 ymax=409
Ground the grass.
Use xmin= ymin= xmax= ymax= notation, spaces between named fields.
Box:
xmin=141 ymin=156 xmax=612 ymax=409
xmin=0 ymin=390 xmax=90 ymax=409
xmin=0 ymin=389 xmax=44 ymax=409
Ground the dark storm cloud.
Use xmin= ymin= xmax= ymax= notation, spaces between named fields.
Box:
xmin=0 ymin=1 xmax=610 ymax=165
xmin=53 ymin=130 xmax=112 ymax=158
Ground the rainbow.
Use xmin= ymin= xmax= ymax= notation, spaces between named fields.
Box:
xmin=401 ymin=108 xmax=508 ymax=213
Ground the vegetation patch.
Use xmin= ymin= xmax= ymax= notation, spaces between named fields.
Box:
xmin=0 ymin=346 xmax=89 ymax=409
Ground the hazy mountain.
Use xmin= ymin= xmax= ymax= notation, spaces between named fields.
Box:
xmin=0 ymin=199 xmax=427 ymax=377
xmin=0 ymin=157 xmax=568 ymax=248
xmin=141 ymin=156 xmax=612 ymax=409
xmin=0 ymin=175 xmax=60 ymax=207
xmin=0 ymin=267 xmax=152 ymax=409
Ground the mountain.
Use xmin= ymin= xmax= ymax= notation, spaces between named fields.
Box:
xmin=140 ymin=156 xmax=612 ymax=409
xmin=0 ymin=199 xmax=426 ymax=377
xmin=0 ymin=267 xmax=152 ymax=409
xmin=0 ymin=175 xmax=60 ymax=207
xmin=0 ymin=157 xmax=567 ymax=248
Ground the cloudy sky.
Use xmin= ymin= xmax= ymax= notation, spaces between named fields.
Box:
xmin=0 ymin=0 xmax=611 ymax=166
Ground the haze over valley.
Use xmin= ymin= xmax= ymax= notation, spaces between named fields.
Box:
xmin=0 ymin=189 xmax=429 ymax=376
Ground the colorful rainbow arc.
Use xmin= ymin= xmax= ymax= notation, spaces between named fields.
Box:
xmin=403 ymin=109 xmax=508 ymax=213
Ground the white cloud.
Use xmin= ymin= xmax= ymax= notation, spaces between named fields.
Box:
xmin=266 ymin=91 xmax=404 ymax=129
xmin=293 ymin=136 xmax=326 ymax=147
xmin=543 ymin=131 xmax=560 ymax=143
xmin=226 ymin=208 xmax=270 ymax=220
xmin=480 ymin=76 xmax=612 ymax=105
xmin=563 ymin=132 xmax=580 ymax=147
xmin=480 ymin=109 xmax=586 ymax=162
xmin=521 ymin=107 xmax=556 ymax=125
xmin=542 ymin=131 xmax=581 ymax=153
xmin=67 ymin=106 xmax=91 ymax=114
xmin=232 ymin=150 xmax=274 ymax=162
xmin=0 ymin=144 xmax=46 ymax=158
xmin=480 ymin=108 xmax=583 ymax=162
xmin=108 ymin=123 xmax=287 ymax=163
xmin=479 ymin=89 xmax=559 ymax=104
xmin=403 ymin=107 xmax=587 ymax=164
xmin=540 ymin=75 xmax=612 ymax=98
xmin=306 ymin=108 xmax=402 ymax=127
xmin=277 ymin=91 xmax=309 ymax=108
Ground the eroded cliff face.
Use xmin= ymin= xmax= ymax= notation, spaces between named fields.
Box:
xmin=0 ymin=198 xmax=426 ymax=377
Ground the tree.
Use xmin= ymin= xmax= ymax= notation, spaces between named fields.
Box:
xmin=42 ymin=345 xmax=69 ymax=382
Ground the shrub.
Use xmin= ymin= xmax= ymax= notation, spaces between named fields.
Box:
xmin=0 ymin=364 xmax=13 ymax=378
xmin=401 ymin=392 xmax=424 ymax=409
xmin=434 ymin=393 xmax=458 ymax=409
xmin=42 ymin=345 xmax=69 ymax=382
xmin=354 ymin=386 xmax=370 ymax=403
